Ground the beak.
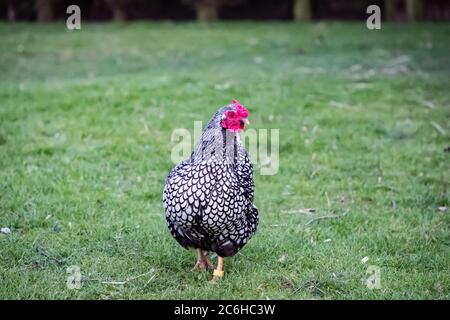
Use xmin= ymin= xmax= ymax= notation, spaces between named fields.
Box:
xmin=243 ymin=118 xmax=250 ymax=125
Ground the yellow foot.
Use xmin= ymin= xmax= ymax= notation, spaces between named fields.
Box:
xmin=210 ymin=256 xmax=224 ymax=282
xmin=211 ymin=269 xmax=224 ymax=281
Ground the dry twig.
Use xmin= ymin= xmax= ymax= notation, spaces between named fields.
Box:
xmin=303 ymin=209 xmax=349 ymax=227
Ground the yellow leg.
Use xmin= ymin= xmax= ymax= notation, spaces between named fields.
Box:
xmin=213 ymin=256 xmax=224 ymax=279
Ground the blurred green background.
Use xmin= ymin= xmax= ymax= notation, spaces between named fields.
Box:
xmin=0 ymin=0 xmax=449 ymax=301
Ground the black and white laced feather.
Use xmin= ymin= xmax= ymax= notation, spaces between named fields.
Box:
xmin=163 ymin=104 xmax=259 ymax=257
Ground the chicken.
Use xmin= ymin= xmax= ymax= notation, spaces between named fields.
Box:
xmin=163 ymin=99 xmax=259 ymax=279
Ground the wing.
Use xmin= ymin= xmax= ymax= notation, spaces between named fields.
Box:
xmin=235 ymin=148 xmax=254 ymax=203
xmin=163 ymin=161 xmax=216 ymax=249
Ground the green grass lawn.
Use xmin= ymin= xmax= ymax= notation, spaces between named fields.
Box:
xmin=0 ymin=22 xmax=449 ymax=299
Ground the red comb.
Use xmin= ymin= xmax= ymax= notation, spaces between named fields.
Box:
xmin=232 ymin=99 xmax=249 ymax=118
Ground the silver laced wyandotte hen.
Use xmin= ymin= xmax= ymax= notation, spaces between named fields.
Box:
xmin=163 ymin=99 xmax=259 ymax=280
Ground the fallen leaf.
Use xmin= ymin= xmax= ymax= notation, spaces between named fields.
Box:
xmin=1 ymin=227 xmax=11 ymax=235
xmin=434 ymin=282 xmax=444 ymax=293
xmin=430 ymin=121 xmax=446 ymax=136
xmin=254 ymin=56 xmax=264 ymax=64
xmin=423 ymin=100 xmax=434 ymax=109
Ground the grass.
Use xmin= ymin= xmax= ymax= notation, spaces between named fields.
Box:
xmin=0 ymin=21 xmax=449 ymax=300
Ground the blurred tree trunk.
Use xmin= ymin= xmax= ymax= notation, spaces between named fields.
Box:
xmin=385 ymin=0 xmax=398 ymax=21
xmin=104 ymin=0 xmax=127 ymax=21
xmin=192 ymin=0 xmax=220 ymax=21
xmin=186 ymin=0 xmax=243 ymax=21
xmin=293 ymin=0 xmax=311 ymax=21
xmin=195 ymin=3 xmax=218 ymax=21
xmin=405 ymin=0 xmax=423 ymax=21
xmin=35 ymin=0 xmax=55 ymax=22
xmin=112 ymin=8 xmax=126 ymax=21
xmin=6 ymin=0 xmax=16 ymax=21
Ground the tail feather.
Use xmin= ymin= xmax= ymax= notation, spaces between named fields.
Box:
xmin=211 ymin=240 xmax=238 ymax=257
